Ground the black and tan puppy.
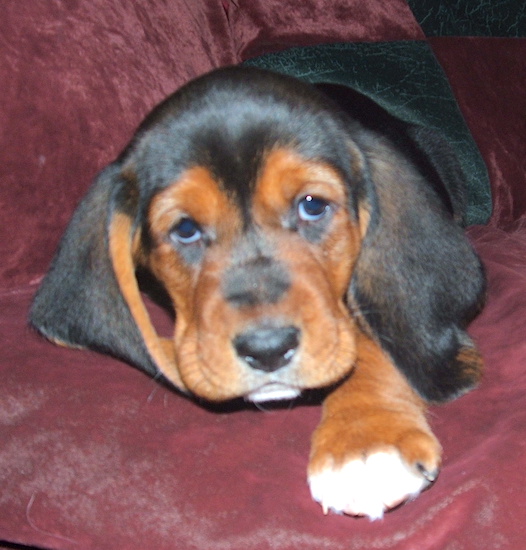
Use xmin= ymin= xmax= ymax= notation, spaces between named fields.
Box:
xmin=30 ymin=67 xmax=485 ymax=519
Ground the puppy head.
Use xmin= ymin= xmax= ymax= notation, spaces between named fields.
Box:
xmin=30 ymin=67 xmax=485 ymax=404
xmin=136 ymin=69 xmax=368 ymax=401
xmin=146 ymin=148 xmax=362 ymax=401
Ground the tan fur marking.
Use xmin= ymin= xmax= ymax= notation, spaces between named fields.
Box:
xmin=358 ymin=204 xmax=371 ymax=239
xmin=456 ymin=345 xmax=484 ymax=387
xmin=254 ymin=148 xmax=362 ymax=296
xmin=108 ymin=212 xmax=186 ymax=390
xmin=48 ymin=337 xmax=85 ymax=350
xmin=149 ymin=167 xmax=238 ymax=240
xmin=253 ymin=149 xmax=348 ymax=223
xmin=147 ymin=168 xmax=248 ymax=398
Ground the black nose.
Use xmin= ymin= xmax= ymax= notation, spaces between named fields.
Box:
xmin=233 ymin=325 xmax=300 ymax=373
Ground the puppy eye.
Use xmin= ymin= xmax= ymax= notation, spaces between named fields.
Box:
xmin=170 ymin=217 xmax=203 ymax=244
xmin=298 ymin=195 xmax=330 ymax=222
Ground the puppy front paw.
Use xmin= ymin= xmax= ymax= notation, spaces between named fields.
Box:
xmin=308 ymin=447 xmax=438 ymax=520
xmin=308 ymin=425 xmax=441 ymax=520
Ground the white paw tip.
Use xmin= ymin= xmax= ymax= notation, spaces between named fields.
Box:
xmin=309 ymin=450 xmax=433 ymax=520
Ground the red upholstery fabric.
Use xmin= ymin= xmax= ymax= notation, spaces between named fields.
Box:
xmin=228 ymin=0 xmax=423 ymax=59
xmin=430 ymin=37 xmax=526 ymax=230
xmin=2 ymin=1 xmax=526 ymax=549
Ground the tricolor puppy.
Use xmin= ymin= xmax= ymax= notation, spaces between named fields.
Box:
xmin=30 ymin=67 xmax=485 ymax=519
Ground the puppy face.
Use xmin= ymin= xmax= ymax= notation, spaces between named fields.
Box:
xmin=146 ymin=148 xmax=362 ymax=401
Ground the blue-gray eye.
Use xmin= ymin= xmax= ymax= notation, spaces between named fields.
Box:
xmin=298 ymin=195 xmax=329 ymax=221
xmin=170 ymin=217 xmax=202 ymax=244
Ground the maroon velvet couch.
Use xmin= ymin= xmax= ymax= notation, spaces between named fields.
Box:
xmin=2 ymin=1 xmax=526 ymax=548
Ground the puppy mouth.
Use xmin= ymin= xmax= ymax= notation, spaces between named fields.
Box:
xmin=245 ymin=383 xmax=302 ymax=403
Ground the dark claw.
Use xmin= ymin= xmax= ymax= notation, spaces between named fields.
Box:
xmin=416 ymin=463 xmax=440 ymax=483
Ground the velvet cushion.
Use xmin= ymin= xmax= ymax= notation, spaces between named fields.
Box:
xmin=3 ymin=0 xmax=526 ymax=548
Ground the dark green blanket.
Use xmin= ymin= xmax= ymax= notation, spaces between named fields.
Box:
xmin=407 ymin=0 xmax=526 ymax=37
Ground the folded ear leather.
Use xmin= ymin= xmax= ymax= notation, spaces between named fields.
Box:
xmin=350 ymin=125 xmax=485 ymax=403
xmin=30 ymin=164 xmax=184 ymax=389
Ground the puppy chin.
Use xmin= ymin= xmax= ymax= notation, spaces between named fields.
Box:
xmin=246 ymin=383 xmax=302 ymax=403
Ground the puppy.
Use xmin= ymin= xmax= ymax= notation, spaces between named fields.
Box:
xmin=30 ymin=67 xmax=485 ymax=519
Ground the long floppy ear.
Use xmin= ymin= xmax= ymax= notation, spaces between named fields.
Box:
xmin=29 ymin=164 xmax=184 ymax=389
xmin=350 ymin=123 xmax=486 ymax=403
